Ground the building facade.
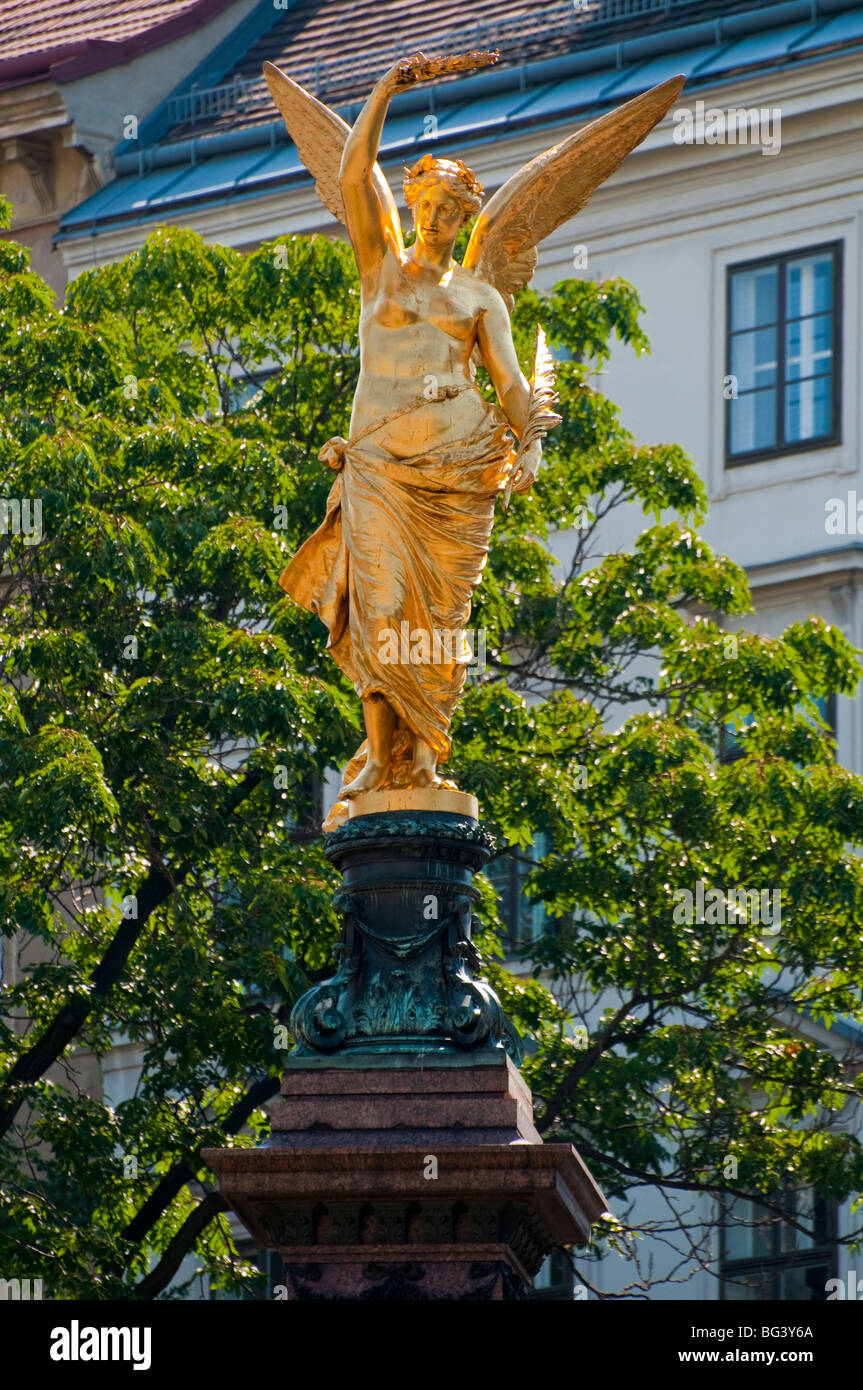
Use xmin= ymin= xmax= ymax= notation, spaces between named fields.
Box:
xmin=9 ymin=0 xmax=863 ymax=1297
xmin=0 ymin=0 xmax=264 ymax=292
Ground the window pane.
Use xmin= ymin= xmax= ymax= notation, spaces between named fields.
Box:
xmin=486 ymin=834 xmax=550 ymax=948
xmin=518 ymin=831 xmax=550 ymax=944
xmin=785 ymin=313 xmax=832 ymax=381
xmin=731 ymin=265 xmax=778 ymax=331
xmin=723 ymin=1199 xmax=775 ymax=1261
xmin=729 ymin=389 xmax=776 ymax=454
xmin=727 ymin=248 xmax=839 ymax=461
xmin=485 ymin=854 xmax=518 ymax=942
xmin=730 ymin=326 xmax=777 ymax=390
xmin=779 ymin=1263 xmax=829 ymax=1301
xmin=781 ymin=1189 xmax=827 ymax=1251
xmin=722 ymin=1267 xmax=774 ymax=1300
xmin=722 ymin=1192 xmax=835 ymax=1303
xmin=787 ymin=253 xmax=832 ymax=319
xmin=785 ymin=374 xmax=832 ymax=443
xmin=533 ymin=1249 xmax=575 ymax=1298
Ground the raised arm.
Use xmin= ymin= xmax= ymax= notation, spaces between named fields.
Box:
xmin=339 ymin=54 xmax=425 ymax=281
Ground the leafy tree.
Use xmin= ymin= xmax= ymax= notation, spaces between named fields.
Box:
xmin=1 ymin=195 xmax=862 ymax=1299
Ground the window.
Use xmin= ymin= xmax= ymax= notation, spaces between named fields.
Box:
xmin=726 ymin=243 xmax=842 ymax=463
xmin=532 ymin=1248 xmax=576 ymax=1299
xmin=485 ymin=834 xmax=551 ymax=952
xmin=719 ymin=1190 xmax=836 ymax=1300
xmin=228 ymin=365 xmax=280 ymax=413
xmin=719 ymin=694 xmax=836 ymax=765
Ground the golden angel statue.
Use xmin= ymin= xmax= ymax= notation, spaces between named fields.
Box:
xmin=265 ymin=52 xmax=682 ymax=827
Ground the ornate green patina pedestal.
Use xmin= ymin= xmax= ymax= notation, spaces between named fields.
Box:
xmin=292 ymin=809 xmax=520 ymax=1059
xmin=204 ymin=799 xmax=606 ymax=1300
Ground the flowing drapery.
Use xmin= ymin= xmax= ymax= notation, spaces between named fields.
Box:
xmin=279 ymin=396 xmax=514 ymax=761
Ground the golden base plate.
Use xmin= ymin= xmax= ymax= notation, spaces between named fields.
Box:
xmin=348 ymin=787 xmax=479 ymax=820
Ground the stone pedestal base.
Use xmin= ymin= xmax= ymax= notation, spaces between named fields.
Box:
xmin=204 ymin=809 xmax=607 ymax=1298
xmin=204 ymin=1053 xmax=607 ymax=1301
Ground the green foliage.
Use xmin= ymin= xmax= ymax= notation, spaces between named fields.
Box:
xmin=1 ymin=203 xmax=862 ymax=1297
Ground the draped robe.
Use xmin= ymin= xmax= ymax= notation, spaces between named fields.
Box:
xmin=279 ymin=389 xmax=514 ymax=767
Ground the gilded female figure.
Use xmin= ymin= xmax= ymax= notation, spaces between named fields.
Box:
xmin=266 ymin=52 xmax=682 ymax=822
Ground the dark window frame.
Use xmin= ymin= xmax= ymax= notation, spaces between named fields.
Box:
xmin=532 ymin=1247 xmax=576 ymax=1300
xmin=485 ymin=836 xmax=553 ymax=954
xmin=719 ymin=1191 xmax=837 ymax=1302
xmin=719 ymin=693 xmax=837 ymax=765
xmin=725 ymin=240 xmax=843 ymax=467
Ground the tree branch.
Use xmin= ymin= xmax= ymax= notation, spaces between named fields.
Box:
xmin=0 ymin=767 xmax=265 ymax=1140
xmin=122 ymin=1074 xmax=279 ymax=1244
xmin=133 ymin=1191 xmax=228 ymax=1300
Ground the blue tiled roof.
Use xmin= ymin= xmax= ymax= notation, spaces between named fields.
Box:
xmin=599 ymin=45 xmax=718 ymax=98
xmin=694 ymin=22 xmax=817 ymax=74
xmin=58 ymin=2 xmax=863 ymax=242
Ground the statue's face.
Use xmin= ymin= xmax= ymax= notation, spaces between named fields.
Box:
xmin=412 ymin=181 xmax=464 ymax=249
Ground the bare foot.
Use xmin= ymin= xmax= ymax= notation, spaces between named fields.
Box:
xmin=411 ymin=764 xmax=443 ymax=788
xmin=343 ymin=759 xmax=391 ymax=799
xmin=409 ymin=747 xmax=442 ymax=789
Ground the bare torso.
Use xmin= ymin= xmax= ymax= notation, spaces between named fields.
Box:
xmin=350 ymin=249 xmax=498 ymax=457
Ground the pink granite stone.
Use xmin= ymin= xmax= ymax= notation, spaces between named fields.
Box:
xmin=204 ymin=1057 xmax=606 ymax=1299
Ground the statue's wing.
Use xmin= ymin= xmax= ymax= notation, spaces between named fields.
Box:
xmin=263 ymin=61 xmax=404 ymax=255
xmin=463 ymin=75 xmax=684 ymax=305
